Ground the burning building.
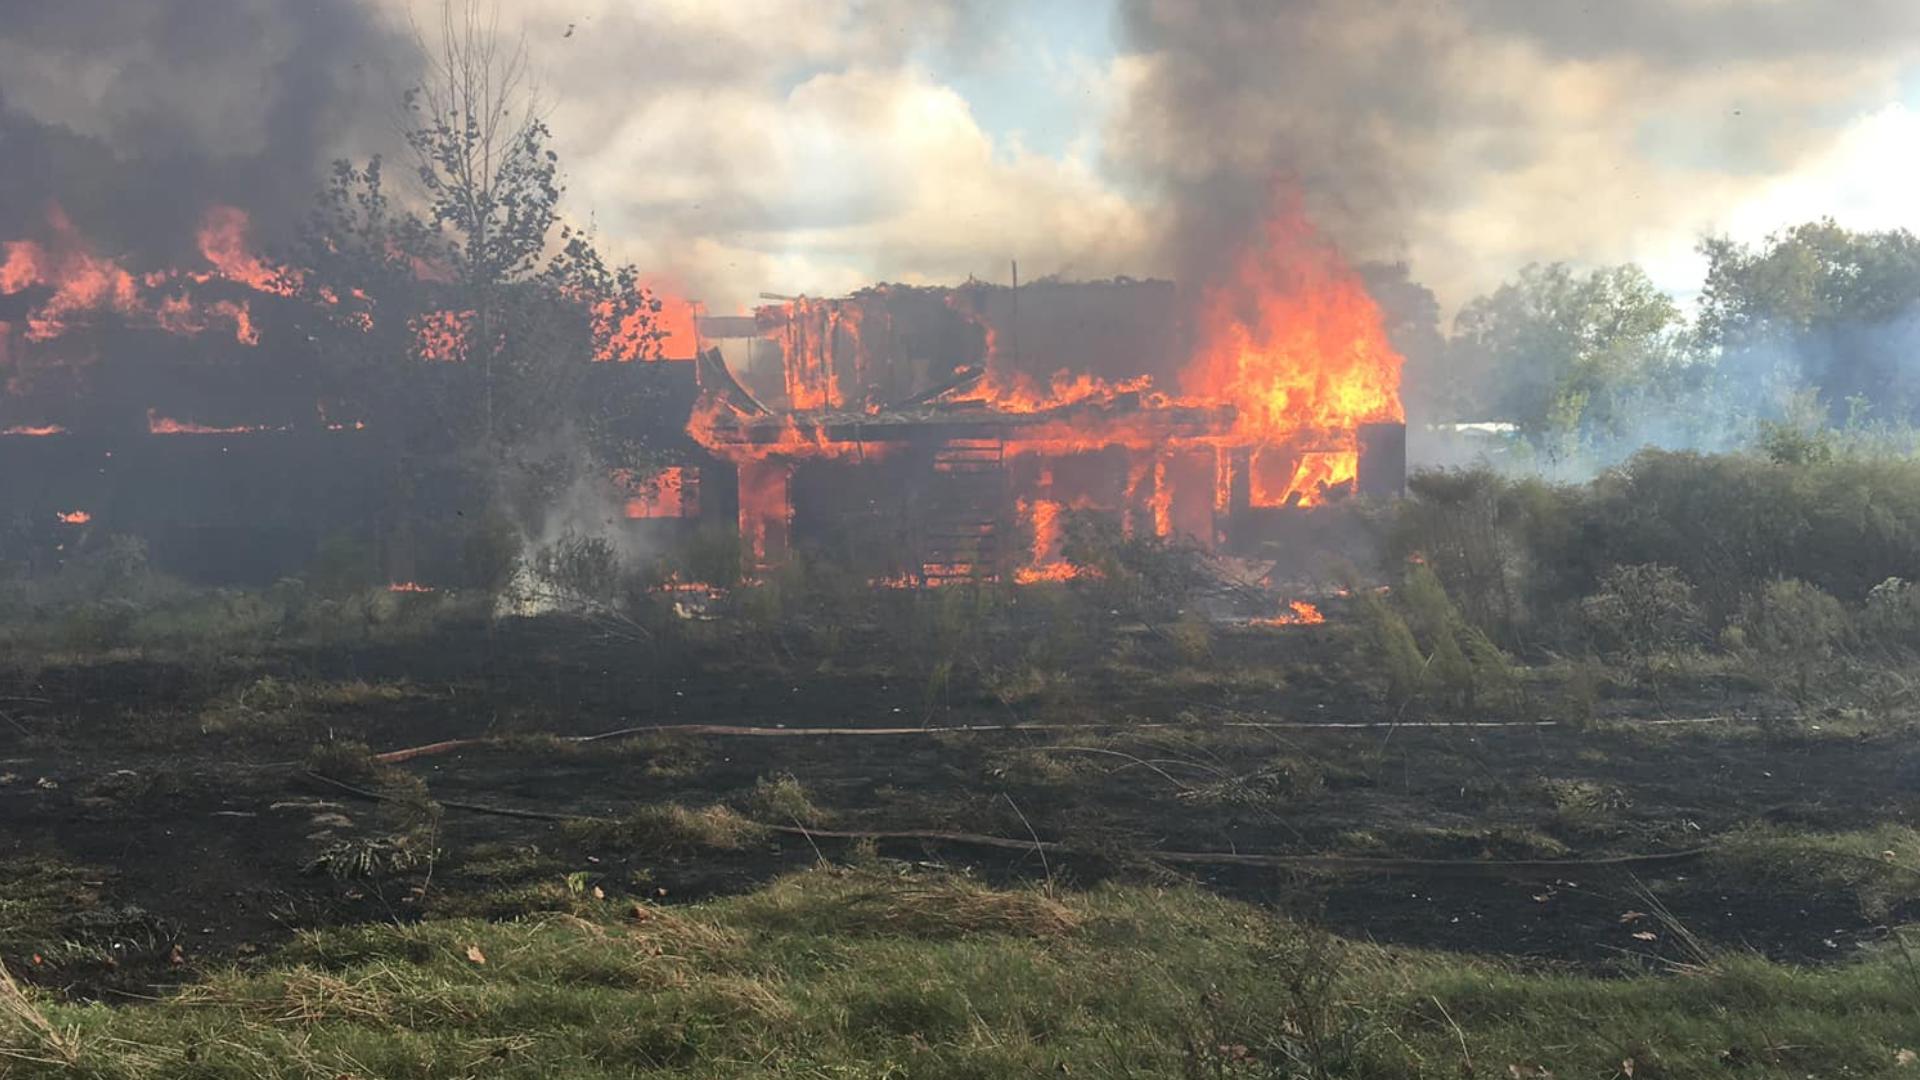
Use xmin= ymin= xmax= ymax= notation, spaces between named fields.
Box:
xmin=1 ymin=194 xmax=1403 ymax=588
xmin=691 ymin=203 xmax=1407 ymax=585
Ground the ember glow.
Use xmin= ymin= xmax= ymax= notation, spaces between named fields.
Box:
xmin=56 ymin=510 xmax=91 ymax=524
xmin=388 ymin=581 xmax=435 ymax=593
xmin=411 ymin=309 xmax=474 ymax=363
xmin=615 ymin=466 xmax=698 ymax=519
xmin=146 ymin=410 xmax=282 ymax=435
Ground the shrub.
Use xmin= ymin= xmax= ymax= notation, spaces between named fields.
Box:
xmin=1578 ymin=563 xmax=1704 ymax=660
xmin=1355 ymin=589 xmax=1426 ymax=704
xmin=749 ymin=774 xmax=830 ymax=828
xmin=1060 ymin=511 xmax=1209 ymax=629
xmin=1736 ymin=578 xmax=1852 ymax=699
xmin=1860 ymin=576 xmax=1920 ymax=654
xmin=565 ymin=805 xmax=769 ymax=856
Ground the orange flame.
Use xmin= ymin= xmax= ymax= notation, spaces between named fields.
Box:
xmin=688 ymin=191 xmax=1402 ymax=585
xmin=2 ymin=424 xmax=64 ymax=436
xmin=411 ymin=309 xmax=473 ymax=362
xmin=1 ymin=203 xmax=279 ymax=346
xmin=56 ymin=510 xmax=91 ymax=524
xmin=614 ymin=466 xmax=695 ymax=519
xmin=1250 ymin=600 xmax=1325 ymax=626
xmin=195 ymin=206 xmax=296 ymax=296
xmin=1186 ymin=192 xmax=1401 ymax=506
xmin=594 ymin=289 xmax=700 ymax=362
xmin=146 ymin=409 xmax=280 ymax=435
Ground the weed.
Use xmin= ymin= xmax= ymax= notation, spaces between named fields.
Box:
xmin=749 ymin=773 xmax=830 ymax=828
xmin=0 ymin=957 xmax=79 ymax=1067
xmin=565 ymin=804 xmax=769 ymax=856
xmin=304 ymin=834 xmax=427 ymax=880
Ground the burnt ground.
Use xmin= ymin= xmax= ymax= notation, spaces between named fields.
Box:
xmin=3 ymin=613 xmax=1917 ymax=999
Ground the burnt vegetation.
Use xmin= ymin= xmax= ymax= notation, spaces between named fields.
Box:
xmin=7 ymin=447 xmax=1920 ymax=1075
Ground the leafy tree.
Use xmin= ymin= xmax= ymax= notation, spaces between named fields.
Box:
xmin=1448 ymin=262 xmax=1695 ymax=455
xmin=1697 ymin=220 xmax=1920 ymax=421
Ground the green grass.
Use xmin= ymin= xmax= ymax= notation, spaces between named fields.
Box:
xmin=1703 ymin=824 xmax=1920 ymax=920
xmin=562 ymin=804 xmax=770 ymax=856
xmin=2 ymin=867 xmax=1915 ymax=1078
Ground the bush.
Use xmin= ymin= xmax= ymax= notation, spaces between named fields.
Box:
xmin=1578 ymin=563 xmax=1704 ymax=660
xmin=1395 ymin=450 xmax=1920 ymax=660
xmin=1060 ymin=511 xmax=1209 ymax=629
xmin=749 ymin=774 xmax=830 ymax=828
xmin=1860 ymin=576 xmax=1920 ymax=654
xmin=1735 ymin=579 xmax=1852 ymax=699
xmin=1366 ymin=563 xmax=1520 ymax=712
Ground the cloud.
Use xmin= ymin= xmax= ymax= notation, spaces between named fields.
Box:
xmin=417 ymin=0 xmax=1144 ymax=311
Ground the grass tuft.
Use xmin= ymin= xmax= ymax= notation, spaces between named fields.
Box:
xmin=564 ymin=804 xmax=769 ymax=856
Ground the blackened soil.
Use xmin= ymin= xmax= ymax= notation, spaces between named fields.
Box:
xmin=2 ymin=616 xmax=1916 ymax=997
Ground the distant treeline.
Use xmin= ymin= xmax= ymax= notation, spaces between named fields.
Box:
xmin=1384 ymin=220 xmax=1920 ymax=467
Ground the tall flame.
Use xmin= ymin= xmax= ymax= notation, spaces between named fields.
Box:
xmin=1186 ymin=192 xmax=1402 ymax=507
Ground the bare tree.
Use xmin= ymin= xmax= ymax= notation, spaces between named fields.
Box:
xmin=403 ymin=0 xmax=553 ymax=443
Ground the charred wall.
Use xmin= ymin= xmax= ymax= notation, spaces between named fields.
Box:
xmin=2 ymin=360 xmax=724 ymax=587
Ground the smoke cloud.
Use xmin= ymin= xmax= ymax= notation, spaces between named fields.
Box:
xmin=0 ymin=0 xmax=413 ymax=260
xmin=1110 ymin=0 xmax=1920 ymax=304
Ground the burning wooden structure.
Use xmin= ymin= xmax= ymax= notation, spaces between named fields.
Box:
xmin=690 ymin=211 xmax=1409 ymax=585
xmin=2 ymin=195 xmax=1404 ymax=588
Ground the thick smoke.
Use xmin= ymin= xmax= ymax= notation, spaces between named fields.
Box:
xmin=1110 ymin=0 xmax=1920 ymax=438
xmin=0 ymin=0 xmax=415 ymax=261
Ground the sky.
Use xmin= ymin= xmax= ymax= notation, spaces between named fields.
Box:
xmin=487 ymin=0 xmax=1920 ymax=316
xmin=5 ymin=0 xmax=1920 ymax=319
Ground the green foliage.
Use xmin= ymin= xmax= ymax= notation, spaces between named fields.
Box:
xmin=1579 ymin=563 xmax=1704 ymax=661
xmin=1860 ymin=576 xmax=1920 ymax=654
xmin=5 ymin=870 xmax=1919 ymax=1079
xmin=530 ymin=532 xmax=622 ymax=605
xmin=459 ymin=512 xmax=522 ymax=593
xmin=290 ymin=15 xmax=671 ymax=546
xmin=304 ymin=834 xmax=427 ymax=881
xmin=1698 ymin=219 xmax=1920 ymax=417
xmin=1356 ymin=589 xmax=1426 ymax=704
xmin=1735 ymin=579 xmax=1851 ymax=699
xmin=564 ymin=804 xmax=768 ymax=857
xmin=1366 ymin=563 xmax=1521 ymax=712
xmin=1399 ymin=451 xmax=1920 ymax=664
xmin=306 ymin=532 xmax=379 ymax=597
xmin=1449 ymin=262 xmax=1694 ymax=453
xmin=666 ymin=524 xmax=743 ymax=588
xmin=749 ymin=774 xmax=829 ymax=829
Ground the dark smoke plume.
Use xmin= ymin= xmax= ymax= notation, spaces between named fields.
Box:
xmin=0 ymin=0 xmax=415 ymax=261
xmin=1112 ymin=0 xmax=1920 ymax=289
